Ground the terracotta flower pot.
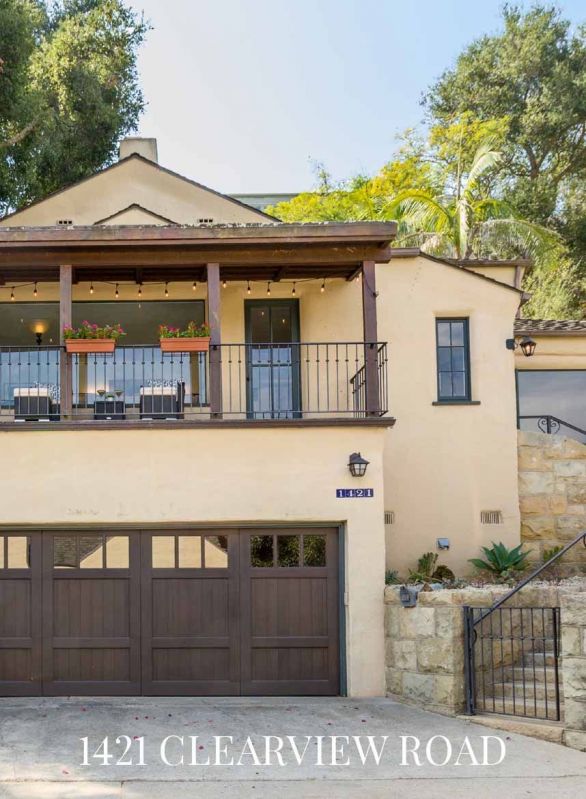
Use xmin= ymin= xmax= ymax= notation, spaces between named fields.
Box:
xmin=65 ymin=339 xmax=116 ymax=354
xmin=160 ymin=337 xmax=210 ymax=353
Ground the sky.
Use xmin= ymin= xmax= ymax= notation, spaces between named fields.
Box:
xmin=127 ymin=0 xmax=585 ymax=194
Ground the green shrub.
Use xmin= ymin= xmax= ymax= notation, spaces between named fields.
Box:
xmin=469 ymin=542 xmax=531 ymax=579
xmin=408 ymin=552 xmax=455 ymax=584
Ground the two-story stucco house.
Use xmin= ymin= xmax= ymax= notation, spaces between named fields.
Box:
xmin=0 ymin=138 xmax=583 ymax=699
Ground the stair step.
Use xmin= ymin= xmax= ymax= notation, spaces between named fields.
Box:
xmin=475 ymin=696 xmax=561 ymax=719
xmin=523 ymin=652 xmax=557 ymax=667
xmin=507 ymin=666 xmax=560 ymax=684
xmin=487 ymin=681 xmax=562 ymax=701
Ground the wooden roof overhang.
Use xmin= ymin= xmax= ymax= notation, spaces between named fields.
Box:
xmin=0 ymin=222 xmax=396 ymax=284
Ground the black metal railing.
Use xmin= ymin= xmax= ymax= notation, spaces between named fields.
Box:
xmin=518 ymin=414 xmax=586 ymax=443
xmin=464 ymin=531 xmax=586 ymax=721
xmin=0 ymin=346 xmax=61 ymax=421
xmin=0 ymin=341 xmax=389 ymax=422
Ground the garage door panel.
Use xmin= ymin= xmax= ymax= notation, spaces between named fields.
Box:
xmin=152 ymin=577 xmax=229 ymax=637
xmin=0 ymin=534 xmax=42 ymax=696
xmin=42 ymin=532 xmax=141 ymax=696
xmin=53 ymin=579 xmax=130 ymax=637
xmin=251 ymin=577 xmax=328 ymax=637
xmin=53 ymin=648 xmax=131 ymax=682
xmin=241 ymin=528 xmax=339 ymax=696
xmin=141 ymin=532 xmax=240 ymax=695
xmin=0 ymin=580 xmax=31 ymax=637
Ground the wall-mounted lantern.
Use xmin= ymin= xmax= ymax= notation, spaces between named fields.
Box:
xmin=399 ymin=585 xmax=418 ymax=607
xmin=348 ymin=452 xmax=369 ymax=477
xmin=506 ymin=336 xmax=537 ymax=357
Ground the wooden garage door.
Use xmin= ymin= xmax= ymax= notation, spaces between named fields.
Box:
xmin=240 ymin=528 xmax=339 ymax=696
xmin=0 ymin=528 xmax=339 ymax=696
xmin=42 ymin=531 xmax=141 ymax=695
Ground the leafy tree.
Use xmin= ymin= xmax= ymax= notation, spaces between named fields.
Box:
xmin=0 ymin=0 xmax=148 ymax=215
xmin=424 ymin=4 xmax=586 ymax=225
xmin=387 ymin=135 xmax=558 ymax=259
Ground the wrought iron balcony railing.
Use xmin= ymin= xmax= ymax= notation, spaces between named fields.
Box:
xmin=0 ymin=342 xmax=389 ymax=423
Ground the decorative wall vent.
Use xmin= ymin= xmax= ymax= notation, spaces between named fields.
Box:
xmin=384 ymin=510 xmax=395 ymax=525
xmin=198 ymin=217 xmax=214 ymax=224
xmin=57 ymin=219 xmax=73 ymax=226
xmin=480 ymin=510 xmax=503 ymax=525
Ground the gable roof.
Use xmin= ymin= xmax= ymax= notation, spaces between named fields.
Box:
xmin=0 ymin=153 xmax=278 ymax=225
xmin=391 ymin=247 xmax=524 ymax=294
xmin=94 ymin=203 xmax=179 ymax=225
xmin=514 ymin=319 xmax=586 ymax=336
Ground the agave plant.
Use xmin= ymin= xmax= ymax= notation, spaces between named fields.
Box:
xmin=386 ymin=137 xmax=558 ymax=260
xmin=469 ymin=542 xmax=531 ymax=579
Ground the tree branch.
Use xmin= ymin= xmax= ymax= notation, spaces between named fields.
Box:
xmin=0 ymin=120 xmax=37 ymax=149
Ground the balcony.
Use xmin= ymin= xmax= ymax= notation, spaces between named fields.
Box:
xmin=0 ymin=341 xmax=389 ymax=425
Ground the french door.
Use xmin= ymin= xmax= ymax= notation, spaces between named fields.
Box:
xmin=244 ymin=299 xmax=301 ymax=419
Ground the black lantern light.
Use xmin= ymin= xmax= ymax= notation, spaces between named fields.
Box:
xmin=506 ymin=336 xmax=537 ymax=357
xmin=348 ymin=452 xmax=369 ymax=477
xmin=519 ymin=336 xmax=537 ymax=357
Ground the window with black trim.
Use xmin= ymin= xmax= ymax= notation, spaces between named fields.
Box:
xmin=436 ymin=318 xmax=471 ymax=401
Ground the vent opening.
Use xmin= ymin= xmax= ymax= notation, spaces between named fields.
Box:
xmin=480 ymin=510 xmax=503 ymax=525
xmin=198 ymin=217 xmax=214 ymax=224
xmin=57 ymin=219 xmax=73 ymax=226
xmin=384 ymin=510 xmax=395 ymax=525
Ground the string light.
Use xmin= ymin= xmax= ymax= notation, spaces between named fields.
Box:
xmin=138 ymin=283 xmax=142 ymax=298
xmin=355 ymin=274 xmax=360 ymax=283
xmin=292 ymin=282 xmax=296 ymax=296
xmin=266 ymin=281 xmax=271 ymax=296
xmin=321 ymin=278 xmax=326 ymax=293
xmin=164 ymin=282 xmax=169 ymax=298
xmin=192 ymin=281 xmax=197 ymax=292
xmin=247 ymin=281 xmax=251 ymax=295
xmin=89 ymin=283 xmax=94 ymax=295
xmin=10 ymin=287 xmax=15 ymax=301
xmin=222 ymin=279 xmax=227 ymax=289
xmin=33 ymin=282 xmax=38 ymax=298
xmin=115 ymin=283 xmax=119 ymax=299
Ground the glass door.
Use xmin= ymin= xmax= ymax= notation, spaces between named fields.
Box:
xmin=245 ymin=300 xmax=300 ymax=419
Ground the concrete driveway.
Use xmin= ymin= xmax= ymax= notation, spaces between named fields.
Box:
xmin=0 ymin=697 xmax=584 ymax=797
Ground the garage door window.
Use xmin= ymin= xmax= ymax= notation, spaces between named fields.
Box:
xmin=53 ymin=534 xmax=129 ymax=568
xmin=251 ymin=533 xmax=327 ymax=568
xmin=152 ymin=534 xmax=228 ymax=568
xmin=0 ymin=536 xmax=29 ymax=569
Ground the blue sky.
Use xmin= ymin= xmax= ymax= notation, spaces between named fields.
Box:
xmin=127 ymin=0 xmax=584 ymax=193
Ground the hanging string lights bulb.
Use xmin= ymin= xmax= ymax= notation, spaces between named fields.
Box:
xmin=89 ymin=282 xmax=94 ymax=295
xmin=115 ymin=283 xmax=119 ymax=299
xmin=138 ymin=283 xmax=142 ymax=298
xmin=10 ymin=287 xmax=15 ymax=301
xmin=33 ymin=282 xmax=38 ymax=298
xmin=164 ymin=282 xmax=169 ymax=298
xmin=192 ymin=281 xmax=197 ymax=292
xmin=292 ymin=282 xmax=296 ymax=296
xmin=247 ymin=281 xmax=251 ymax=295
xmin=222 ymin=279 xmax=227 ymax=289
xmin=267 ymin=281 xmax=271 ymax=296
xmin=321 ymin=278 xmax=326 ymax=293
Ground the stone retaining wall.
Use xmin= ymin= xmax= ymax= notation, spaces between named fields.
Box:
xmin=561 ymin=591 xmax=586 ymax=750
xmin=385 ymin=583 xmax=586 ymax=750
xmin=518 ymin=431 xmax=586 ymax=571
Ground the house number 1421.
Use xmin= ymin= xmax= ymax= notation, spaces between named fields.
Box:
xmin=336 ymin=488 xmax=374 ymax=498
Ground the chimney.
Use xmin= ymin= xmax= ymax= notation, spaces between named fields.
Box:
xmin=119 ymin=137 xmax=158 ymax=163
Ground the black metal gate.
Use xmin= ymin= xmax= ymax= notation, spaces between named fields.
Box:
xmin=464 ymin=605 xmax=561 ymax=721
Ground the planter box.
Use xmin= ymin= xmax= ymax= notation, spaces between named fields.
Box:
xmin=65 ymin=339 xmax=116 ymax=354
xmin=160 ymin=337 xmax=210 ymax=353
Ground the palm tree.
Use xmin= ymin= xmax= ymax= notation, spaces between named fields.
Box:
xmin=386 ymin=138 xmax=557 ymax=259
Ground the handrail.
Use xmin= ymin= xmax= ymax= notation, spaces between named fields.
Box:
xmin=473 ymin=530 xmax=586 ymax=626
xmin=518 ymin=414 xmax=586 ymax=437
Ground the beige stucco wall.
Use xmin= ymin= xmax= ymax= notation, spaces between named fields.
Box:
xmin=378 ymin=258 xmax=522 ymax=576
xmin=0 ymin=425 xmax=387 ymax=697
xmin=0 ymin=156 xmax=269 ymax=227
xmin=515 ymin=335 xmax=586 ymax=371
xmin=0 ymin=256 xmax=524 ymax=577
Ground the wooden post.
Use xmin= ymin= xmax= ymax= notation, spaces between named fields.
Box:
xmin=207 ymin=263 xmax=222 ymax=417
xmin=59 ymin=265 xmax=73 ymax=418
xmin=362 ymin=260 xmax=380 ymax=416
